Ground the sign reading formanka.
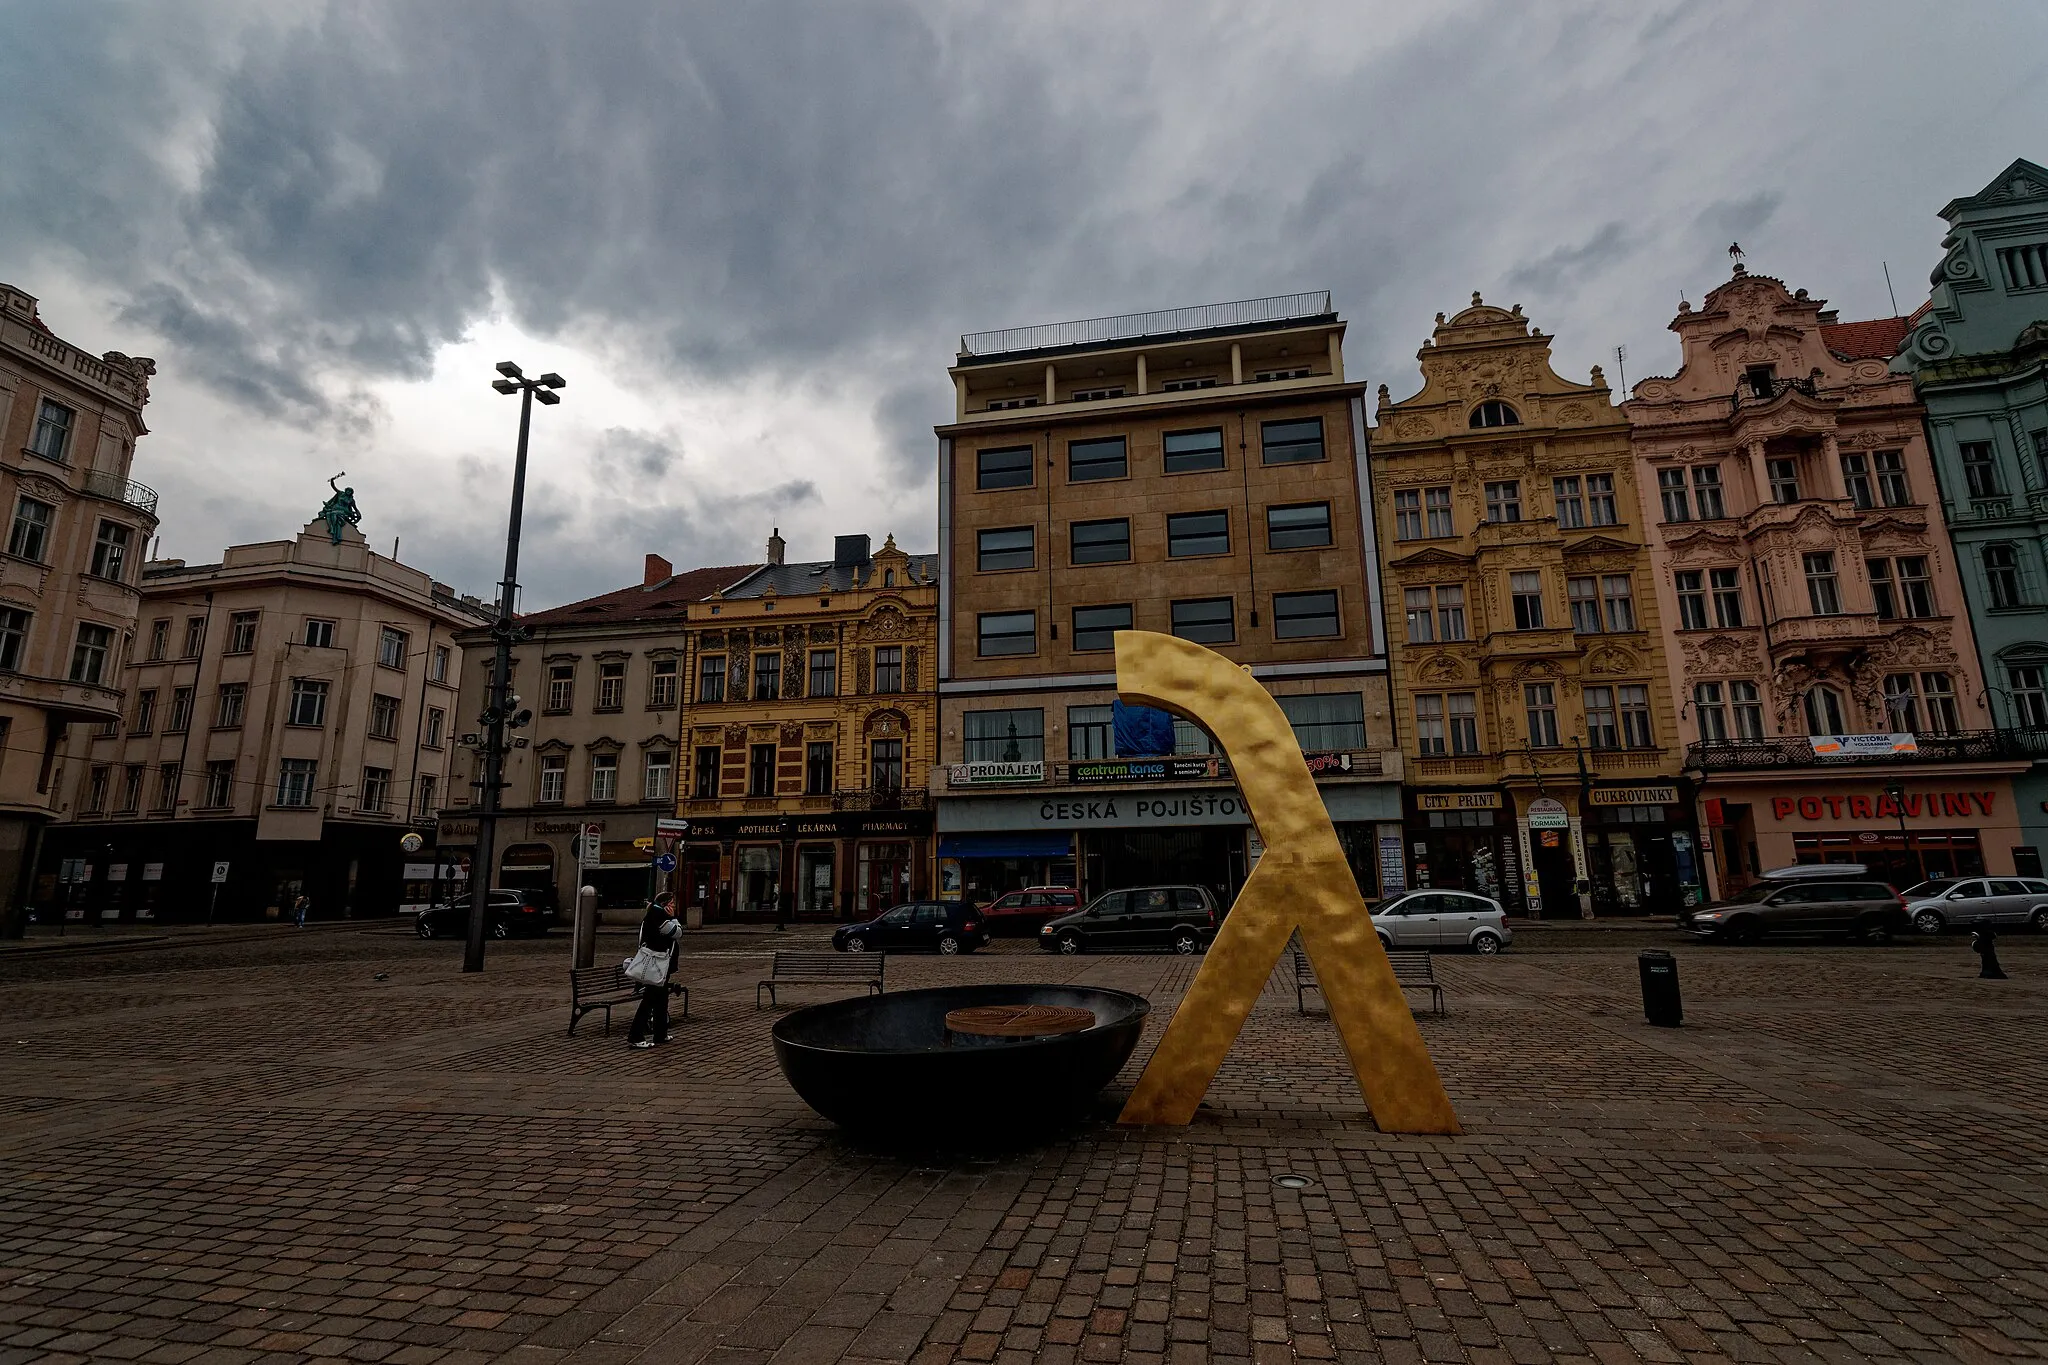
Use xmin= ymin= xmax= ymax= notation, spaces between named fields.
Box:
xmin=949 ymin=760 xmax=1045 ymax=785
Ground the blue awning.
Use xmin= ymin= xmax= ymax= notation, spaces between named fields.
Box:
xmin=939 ymin=833 xmax=1074 ymax=859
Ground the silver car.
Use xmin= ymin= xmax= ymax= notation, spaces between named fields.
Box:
xmin=1903 ymin=877 xmax=2048 ymax=935
xmin=1369 ymin=890 xmax=1513 ymax=953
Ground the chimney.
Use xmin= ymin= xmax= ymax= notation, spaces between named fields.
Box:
xmin=833 ymin=534 xmax=871 ymax=568
xmin=644 ymin=553 xmax=672 ymax=586
xmin=766 ymin=527 xmax=786 ymax=567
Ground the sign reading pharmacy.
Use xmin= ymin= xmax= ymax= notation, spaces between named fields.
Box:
xmin=948 ymin=760 xmax=1045 ymax=785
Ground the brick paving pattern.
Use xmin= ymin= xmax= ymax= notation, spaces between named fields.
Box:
xmin=2 ymin=926 xmax=2045 ymax=1363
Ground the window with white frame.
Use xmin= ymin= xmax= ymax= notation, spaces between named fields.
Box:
xmin=597 ymin=659 xmax=626 ymax=710
xmin=30 ymin=399 xmax=73 ymax=461
xmin=590 ymin=752 xmax=619 ymax=802
xmin=538 ymin=754 xmax=566 ymax=803
xmin=644 ymin=750 xmax=673 ymax=802
xmin=1524 ymin=684 xmax=1560 ymax=747
xmin=1731 ymin=680 xmax=1765 ymax=738
xmin=287 ymin=679 xmax=329 ymax=727
xmin=1277 ymin=693 xmax=1365 ymax=751
xmin=649 ymin=656 xmax=678 ymax=707
xmin=90 ymin=521 xmax=131 ymax=581
xmin=202 ymin=761 xmax=233 ymax=808
xmin=70 ymin=623 xmax=112 ymax=684
xmin=0 ymin=608 xmax=27 ymax=672
xmin=7 ymin=497 xmax=52 ymax=562
xmin=368 ymin=693 xmax=401 ymax=739
xmin=361 ymin=767 xmax=392 ymax=813
xmin=425 ymin=707 xmax=444 ymax=747
xmin=276 ymin=758 xmax=318 ymax=808
xmin=378 ymin=627 xmax=408 ymax=669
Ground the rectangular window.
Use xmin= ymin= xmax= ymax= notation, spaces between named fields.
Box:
xmin=698 ymin=654 xmax=726 ymax=702
xmin=152 ymin=763 xmax=180 ymax=811
xmin=303 ymin=618 xmax=335 ymax=648
xmin=1524 ymin=684 xmax=1560 ymax=748
xmin=1874 ymin=450 xmax=1909 ymax=506
xmin=7 ymin=498 xmax=52 ymax=561
xmin=545 ymin=663 xmax=574 ymax=712
xmin=1553 ymin=476 xmax=1585 ymax=529
xmin=215 ymin=682 xmax=246 ymax=728
xmin=1587 ymin=473 xmax=1618 ymax=526
xmin=416 ymin=774 xmax=438 ymax=819
xmin=1068 ymin=436 xmax=1127 ymax=482
xmin=166 ymin=686 xmax=193 ymax=734
xmin=377 ymin=627 xmax=408 ymax=669
xmin=202 ymin=761 xmax=233 ymax=809
xmin=1585 ymin=685 xmax=1618 ymax=749
xmin=1511 ymin=571 xmax=1544 ymax=630
xmin=1922 ymin=672 xmax=1959 ymax=734
xmin=118 ymin=765 xmax=142 ymax=813
xmin=977 ymin=525 xmax=1034 ymax=571
xmin=753 ymin=652 xmax=780 ymax=700
xmin=1658 ymin=467 xmax=1690 ymax=523
xmin=1842 ymin=452 xmax=1874 ymax=509
xmin=1731 ymin=680 xmax=1765 ymax=739
xmin=870 ymin=739 xmax=904 ymax=792
xmin=1602 ymin=575 xmax=1635 ymax=632
xmin=590 ymin=752 xmax=618 ymax=803
xmin=1803 ymin=552 xmax=1840 ymax=615
xmin=1426 ymin=486 xmax=1455 ymax=537
xmin=1070 ymin=517 xmax=1131 ymax=564
xmin=1170 ymin=597 xmax=1234 ymax=644
xmin=1868 ymin=558 xmax=1896 ymax=620
xmin=649 ymin=656 xmax=678 ymax=707
xmin=873 ymin=646 xmax=903 ymax=693
xmin=1619 ymin=685 xmax=1653 ymax=747
xmin=29 ymin=399 xmax=73 ymax=460
xmin=0 ymin=607 xmax=27 ymax=672
xmin=286 ymin=679 xmax=330 ymax=727
xmin=805 ymin=742 xmax=833 ymax=795
xmin=1160 ymin=376 xmax=1216 ymax=393
xmin=977 ymin=610 xmax=1037 ymax=657
xmin=1068 ymin=705 xmax=1114 ymax=760
xmin=1261 ymin=417 xmax=1324 ymax=464
xmin=1485 ymin=481 xmax=1522 ymax=523
xmin=1897 ymin=556 xmax=1934 ymax=618
xmin=181 ymin=616 xmax=205 ymax=659
xmin=808 ymin=649 xmax=837 ymax=697
xmin=1273 ymin=590 xmax=1339 ymax=639
xmin=361 ymin=767 xmax=392 ymax=813
xmin=1278 ymin=693 xmax=1365 ymax=751
xmin=1413 ymin=694 xmax=1446 ymax=756
xmin=977 ymin=446 xmax=1034 ymax=490
xmin=964 ymin=708 xmax=1044 ymax=763
xmin=1072 ymin=604 xmax=1131 ymax=652
xmin=1167 ymin=510 xmax=1230 ymax=557
xmin=1071 ymin=385 xmax=1124 ymax=402
xmin=538 ymin=755 xmax=566 ymax=804
xmin=693 ymin=746 xmax=720 ymax=799
xmin=1711 ymin=567 xmax=1744 ymax=627
xmin=226 ymin=611 xmax=259 ymax=654
xmin=1692 ymin=465 xmax=1725 ymax=519
xmin=1394 ymin=489 xmax=1422 ymax=540
xmin=1674 ymin=571 xmax=1708 ymax=630
xmin=1448 ymin=693 xmax=1479 ymax=755
xmin=1769 ymin=458 xmax=1801 ymax=504
xmin=1745 ymin=364 xmax=1778 ymax=398
xmin=1985 ymin=544 xmax=2024 ymax=608
xmin=70 ymin=623 xmax=112 ymax=684
xmin=147 ymin=619 xmax=169 ymax=661
xmin=1433 ymin=585 xmax=1467 ymax=641
xmin=1174 ymin=718 xmax=1213 ymax=755
xmin=431 ymin=645 xmax=451 ymax=683
xmin=369 ymin=693 xmax=401 ymax=739
xmin=1266 ymin=502 xmax=1332 ymax=550
xmin=132 ymin=688 xmax=156 ymax=735
xmin=276 ymin=758 xmax=318 ymax=808
xmin=425 ymin=707 xmax=444 ymax=748
xmin=1404 ymin=587 xmax=1435 ymax=644
xmin=1694 ymin=682 xmax=1727 ymax=742
xmin=1568 ymin=576 xmax=1602 ymax=634
xmin=644 ymin=750 xmax=674 ymax=802
xmin=1162 ymin=427 xmax=1225 ymax=473
xmin=90 ymin=522 xmax=131 ymax=581
xmin=1960 ymin=441 xmax=2001 ymax=497
xmin=1883 ymin=673 xmax=1921 ymax=732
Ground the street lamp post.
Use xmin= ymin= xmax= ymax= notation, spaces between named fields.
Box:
xmin=464 ymin=361 xmax=562 ymax=973
xmin=1881 ymin=780 xmax=1921 ymax=885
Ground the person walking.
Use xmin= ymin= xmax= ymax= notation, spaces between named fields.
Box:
xmin=293 ymin=893 xmax=310 ymax=929
xmin=628 ymin=894 xmax=683 ymax=1049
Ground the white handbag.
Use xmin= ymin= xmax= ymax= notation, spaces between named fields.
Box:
xmin=623 ymin=945 xmax=671 ymax=986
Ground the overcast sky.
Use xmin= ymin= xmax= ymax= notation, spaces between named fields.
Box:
xmin=4 ymin=1 xmax=2043 ymax=609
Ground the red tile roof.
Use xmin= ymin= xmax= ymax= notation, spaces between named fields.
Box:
xmin=1821 ymin=315 xmax=1912 ymax=362
xmin=516 ymin=563 xmax=758 ymax=629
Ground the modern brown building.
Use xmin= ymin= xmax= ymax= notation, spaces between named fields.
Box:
xmin=0 ymin=283 xmax=160 ymax=935
xmin=934 ymin=292 xmax=1405 ymax=905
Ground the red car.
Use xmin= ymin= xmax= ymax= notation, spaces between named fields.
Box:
xmin=977 ymin=886 xmax=1080 ymax=936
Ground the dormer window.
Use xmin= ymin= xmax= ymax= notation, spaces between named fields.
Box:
xmin=1744 ymin=365 xmax=1777 ymax=399
xmin=1469 ymin=400 xmax=1519 ymax=428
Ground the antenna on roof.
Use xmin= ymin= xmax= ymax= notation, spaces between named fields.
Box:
xmin=1614 ymin=345 xmax=1627 ymax=392
xmin=1883 ymin=261 xmax=1900 ymax=317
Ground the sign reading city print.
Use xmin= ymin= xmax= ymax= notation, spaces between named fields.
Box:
xmin=1526 ymin=798 xmax=1570 ymax=830
xmin=1069 ymin=757 xmax=1219 ymax=784
xmin=1808 ymin=732 xmax=1918 ymax=758
xmin=1587 ymin=785 xmax=1678 ymax=807
xmin=948 ymin=760 xmax=1045 ymax=786
xmin=1416 ymin=791 xmax=1502 ymax=811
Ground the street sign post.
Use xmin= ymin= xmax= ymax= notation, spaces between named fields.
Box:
xmin=579 ymin=822 xmax=602 ymax=871
xmin=655 ymin=817 xmax=690 ymax=834
xmin=655 ymin=853 xmax=677 ymax=874
xmin=209 ymin=860 xmax=230 ymax=925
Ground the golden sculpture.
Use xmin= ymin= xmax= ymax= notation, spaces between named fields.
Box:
xmin=1113 ymin=630 xmax=1461 ymax=1134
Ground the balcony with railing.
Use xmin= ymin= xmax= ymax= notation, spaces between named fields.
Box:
xmin=82 ymin=469 xmax=159 ymax=517
xmin=833 ymin=786 xmax=932 ymax=811
xmin=1730 ymin=375 xmax=1820 ymax=412
xmin=1686 ymin=728 xmax=2048 ymax=772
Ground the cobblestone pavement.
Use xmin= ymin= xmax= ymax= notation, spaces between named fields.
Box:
xmin=2 ymin=925 xmax=2045 ymax=1364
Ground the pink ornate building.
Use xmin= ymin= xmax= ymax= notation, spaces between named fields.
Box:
xmin=1625 ymin=265 xmax=2025 ymax=892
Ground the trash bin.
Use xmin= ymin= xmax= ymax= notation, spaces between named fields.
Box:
xmin=1639 ymin=949 xmax=1682 ymax=1027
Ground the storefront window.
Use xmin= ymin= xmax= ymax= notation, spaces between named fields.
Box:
xmin=964 ymin=708 xmax=1043 ymax=762
xmin=798 ymin=846 xmax=835 ymax=916
xmin=1277 ymin=693 xmax=1364 ymax=751
xmin=1068 ymin=706 xmax=1113 ymax=759
xmin=736 ymin=846 xmax=780 ymax=915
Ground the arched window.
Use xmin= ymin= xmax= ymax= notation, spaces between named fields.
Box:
xmin=1984 ymin=542 xmax=2024 ymax=609
xmin=1469 ymin=400 xmax=1520 ymax=428
xmin=1802 ymin=686 xmax=1845 ymax=737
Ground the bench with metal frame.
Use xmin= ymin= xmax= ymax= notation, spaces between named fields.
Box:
xmin=1294 ymin=947 xmax=1444 ymax=1016
xmin=569 ymin=965 xmax=689 ymax=1035
xmin=757 ymin=951 xmax=886 ymax=1008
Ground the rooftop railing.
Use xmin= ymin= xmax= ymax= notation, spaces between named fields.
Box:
xmin=960 ymin=291 xmax=1334 ymax=359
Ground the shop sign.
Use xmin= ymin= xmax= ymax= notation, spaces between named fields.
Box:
xmin=142 ymin=863 xmax=164 ymax=881
xmin=1033 ymin=793 xmax=1245 ymax=826
xmin=1377 ymin=828 xmax=1407 ymax=895
xmin=949 ymin=760 xmax=1045 ymax=786
xmin=1588 ymin=785 xmax=1677 ymax=807
xmin=108 ymin=863 xmax=129 ymax=882
xmin=1809 ymin=732 xmax=1917 ymax=758
xmin=1526 ymin=798 xmax=1569 ymax=830
xmin=1070 ymin=757 xmax=1219 ymax=784
xmin=537 ymin=819 xmax=594 ymax=835
xmin=1416 ymin=791 xmax=1502 ymax=811
xmin=1302 ymin=752 xmax=1356 ymax=775
xmin=438 ymin=820 xmax=479 ymax=843
xmin=684 ymin=814 xmax=924 ymax=841
xmin=1769 ymin=790 xmax=1995 ymax=821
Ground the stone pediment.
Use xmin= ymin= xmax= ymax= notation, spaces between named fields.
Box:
xmin=1560 ymin=534 xmax=1639 ymax=557
xmin=1388 ymin=546 xmax=1474 ymax=570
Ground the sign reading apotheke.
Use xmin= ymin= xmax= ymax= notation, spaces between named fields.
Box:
xmin=948 ymin=760 xmax=1045 ymax=785
xmin=1069 ymin=757 xmax=1220 ymax=784
xmin=1587 ymin=785 xmax=1678 ymax=806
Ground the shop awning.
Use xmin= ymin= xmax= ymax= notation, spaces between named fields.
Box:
xmin=939 ymin=833 xmax=1074 ymax=859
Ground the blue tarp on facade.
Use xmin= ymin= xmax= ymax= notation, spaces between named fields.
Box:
xmin=938 ymin=833 xmax=1075 ymax=859
xmin=1112 ymin=701 xmax=1176 ymax=756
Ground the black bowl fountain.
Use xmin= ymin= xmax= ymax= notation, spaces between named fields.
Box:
xmin=771 ymin=984 xmax=1150 ymax=1136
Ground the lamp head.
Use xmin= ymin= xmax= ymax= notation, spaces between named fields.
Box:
xmin=495 ymin=361 xmax=523 ymax=379
xmin=491 ymin=379 xmax=519 ymax=394
xmin=534 ymin=389 xmax=561 ymax=406
xmin=537 ymin=372 xmax=565 ymax=389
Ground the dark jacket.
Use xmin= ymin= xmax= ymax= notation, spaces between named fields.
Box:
xmin=639 ymin=905 xmax=682 ymax=977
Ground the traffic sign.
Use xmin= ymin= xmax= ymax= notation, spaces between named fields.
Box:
xmin=655 ymin=817 xmax=691 ymax=834
xmin=211 ymin=861 xmax=230 ymax=884
xmin=655 ymin=853 xmax=677 ymax=873
xmin=579 ymin=822 xmax=602 ymax=869
xmin=632 ymin=837 xmax=656 ymax=852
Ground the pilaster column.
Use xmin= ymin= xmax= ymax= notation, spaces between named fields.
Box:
xmin=1746 ymin=439 xmax=1771 ymax=505
xmin=1820 ymin=433 xmax=1848 ymax=500
xmin=1135 ymin=353 xmax=1147 ymax=396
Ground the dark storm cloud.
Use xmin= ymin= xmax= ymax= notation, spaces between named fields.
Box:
xmin=1507 ymin=223 xmax=1633 ymax=296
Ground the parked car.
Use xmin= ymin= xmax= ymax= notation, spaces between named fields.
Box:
xmin=415 ymin=888 xmax=554 ymax=940
xmin=1681 ymin=876 xmax=1908 ymax=944
xmin=1902 ymin=877 xmax=2048 ymax=935
xmin=833 ymin=901 xmax=987 ymax=954
xmin=1368 ymin=890 xmax=1513 ymax=953
xmin=1038 ymin=886 xmax=1219 ymax=955
xmin=978 ymin=886 xmax=1080 ymax=936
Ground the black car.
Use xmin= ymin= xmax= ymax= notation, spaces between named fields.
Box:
xmin=415 ymin=888 xmax=554 ymax=940
xmin=1037 ymin=886 xmax=1219 ymax=955
xmin=832 ymin=901 xmax=988 ymax=955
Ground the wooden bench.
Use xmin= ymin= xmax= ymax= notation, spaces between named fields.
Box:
xmin=1294 ymin=948 xmax=1444 ymax=1016
xmin=569 ymin=965 xmax=689 ymax=1035
xmin=757 ymin=952 xmax=885 ymax=1008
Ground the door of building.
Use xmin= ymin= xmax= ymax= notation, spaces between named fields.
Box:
xmin=857 ymin=842 xmax=911 ymax=918
xmin=1530 ymin=827 xmax=1578 ymax=918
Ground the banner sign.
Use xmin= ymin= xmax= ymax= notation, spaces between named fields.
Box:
xmin=948 ymin=760 xmax=1045 ymax=786
xmin=1416 ymin=791 xmax=1501 ymax=811
xmin=1069 ymin=757 xmax=1219 ymax=784
xmin=1809 ymin=732 xmax=1917 ymax=757
xmin=1526 ymin=797 xmax=1570 ymax=830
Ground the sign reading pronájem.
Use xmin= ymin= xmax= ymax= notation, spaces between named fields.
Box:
xmin=949 ymin=760 xmax=1045 ymax=785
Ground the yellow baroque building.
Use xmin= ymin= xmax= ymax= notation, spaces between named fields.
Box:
xmin=1373 ymin=298 xmax=1698 ymax=917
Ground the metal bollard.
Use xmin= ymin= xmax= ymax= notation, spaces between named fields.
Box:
xmin=573 ymin=886 xmax=598 ymax=970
